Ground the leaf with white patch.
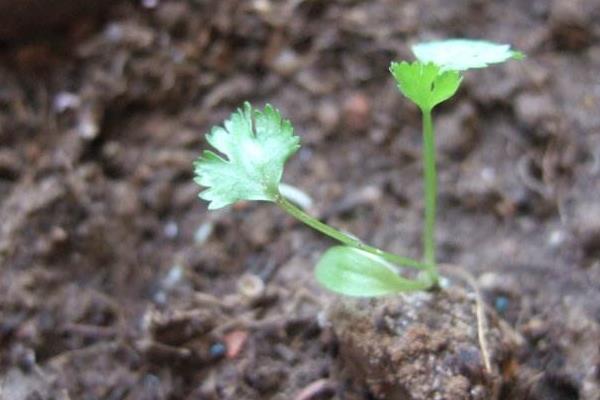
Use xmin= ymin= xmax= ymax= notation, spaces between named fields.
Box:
xmin=413 ymin=39 xmax=524 ymax=71
xmin=194 ymin=102 xmax=300 ymax=209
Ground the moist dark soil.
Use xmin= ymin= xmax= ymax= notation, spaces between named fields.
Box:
xmin=1 ymin=1 xmax=599 ymax=399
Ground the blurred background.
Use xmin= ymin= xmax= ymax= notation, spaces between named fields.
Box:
xmin=0 ymin=0 xmax=599 ymax=399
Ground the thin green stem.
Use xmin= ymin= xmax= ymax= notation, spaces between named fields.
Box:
xmin=275 ymin=195 xmax=427 ymax=271
xmin=421 ymin=108 xmax=439 ymax=284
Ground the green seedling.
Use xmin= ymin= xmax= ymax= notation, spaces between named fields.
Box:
xmin=194 ymin=39 xmax=522 ymax=297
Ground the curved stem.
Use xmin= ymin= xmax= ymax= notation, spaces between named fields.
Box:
xmin=276 ymin=195 xmax=428 ymax=271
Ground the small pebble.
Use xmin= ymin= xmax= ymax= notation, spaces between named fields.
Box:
xmin=162 ymin=265 xmax=183 ymax=289
xmin=494 ymin=296 xmax=510 ymax=313
xmin=316 ymin=100 xmax=340 ymax=133
xmin=252 ymin=0 xmax=273 ymax=15
xmin=342 ymin=93 xmax=371 ymax=132
xmin=224 ymin=330 xmax=249 ymax=359
xmin=294 ymin=379 xmax=335 ymax=400
xmin=194 ymin=222 xmax=214 ymax=245
xmin=548 ymin=230 xmax=566 ymax=247
xmin=237 ymin=273 xmax=265 ymax=300
xmin=53 ymin=92 xmax=81 ymax=112
xmin=271 ymin=49 xmax=302 ymax=76
xmin=521 ymin=318 xmax=548 ymax=339
xmin=77 ymin=108 xmax=100 ymax=140
xmin=142 ymin=0 xmax=159 ymax=8
xmin=209 ymin=342 xmax=226 ymax=359
xmin=153 ymin=290 xmax=167 ymax=305
xmin=163 ymin=221 xmax=178 ymax=238
xmin=105 ymin=23 xmax=123 ymax=42
xmin=481 ymin=167 xmax=496 ymax=183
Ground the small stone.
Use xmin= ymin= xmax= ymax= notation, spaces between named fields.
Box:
xmin=77 ymin=107 xmax=100 ymax=140
xmin=294 ymin=379 xmax=335 ymax=400
xmin=209 ymin=342 xmax=226 ymax=359
xmin=223 ymin=330 xmax=249 ymax=359
xmin=495 ymin=296 xmax=510 ymax=314
xmin=548 ymin=230 xmax=567 ymax=247
xmin=194 ymin=222 xmax=214 ymax=245
xmin=271 ymin=49 xmax=303 ymax=76
xmin=316 ymin=100 xmax=340 ymax=134
xmin=342 ymin=93 xmax=371 ymax=132
xmin=237 ymin=273 xmax=265 ymax=301
xmin=162 ymin=265 xmax=184 ymax=289
xmin=49 ymin=226 xmax=68 ymax=243
xmin=163 ymin=221 xmax=178 ymax=239
xmin=142 ymin=0 xmax=159 ymax=9
xmin=53 ymin=92 xmax=81 ymax=112
xmin=521 ymin=318 xmax=548 ymax=340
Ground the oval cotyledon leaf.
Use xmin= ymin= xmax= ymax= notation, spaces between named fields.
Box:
xmin=315 ymin=246 xmax=428 ymax=297
xmin=412 ymin=39 xmax=524 ymax=72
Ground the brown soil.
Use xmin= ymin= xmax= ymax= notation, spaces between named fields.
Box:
xmin=327 ymin=287 xmax=517 ymax=399
xmin=1 ymin=0 xmax=599 ymax=399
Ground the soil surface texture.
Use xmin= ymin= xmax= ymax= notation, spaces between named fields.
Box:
xmin=0 ymin=0 xmax=599 ymax=399
xmin=328 ymin=287 xmax=517 ymax=400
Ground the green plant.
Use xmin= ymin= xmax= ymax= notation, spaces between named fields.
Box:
xmin=194 ymin=39 xmax=522 ymax=297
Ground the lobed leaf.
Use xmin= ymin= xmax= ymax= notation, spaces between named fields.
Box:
xmin=412 ymin=39 xmax=524 ymax=72
xmin=194 ymin=102 xmax=300 ymax=209
xmin=315 ymin=246 xmax=428 ymax=297
xmin=390 ymin=61 xmax=462 ymax=111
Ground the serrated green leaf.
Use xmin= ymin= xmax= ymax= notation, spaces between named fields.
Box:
xmin=390 ymin=61 xmax=462 ymax=111
xmin=194 ymin=102 xmax=300 ymax=209
xmin=315 ymin=246 xmax=428 ymax=297
xmin=413 ymin=39 xmax=523 ymax=71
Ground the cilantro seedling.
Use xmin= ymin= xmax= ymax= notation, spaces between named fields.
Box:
xmin=389 ymin=39 xmax=522 ymax=286
xmin=194 ymin=39 xmax=522 ymax=297
xmin=194 ymin=102 xmax=429 ymax=296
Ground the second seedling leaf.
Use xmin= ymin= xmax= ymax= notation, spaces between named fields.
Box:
xmin=193 ymin=102 xmax=300 ymax=209
xmin=315 ymin=246 xmax=428 ymax=297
